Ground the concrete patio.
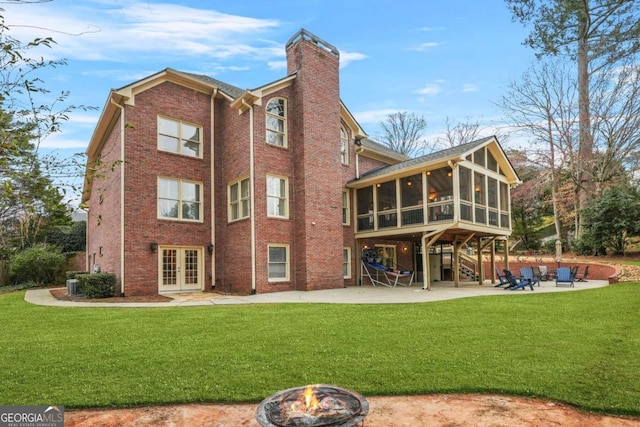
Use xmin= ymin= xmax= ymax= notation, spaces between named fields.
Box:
xmin=25 ymin=279 xmax=610 ymax=308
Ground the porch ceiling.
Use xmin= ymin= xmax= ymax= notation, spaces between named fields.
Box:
xmin=356 ymin=224 xmax=509 ymax=244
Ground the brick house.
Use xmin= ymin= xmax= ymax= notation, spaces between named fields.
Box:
xmin=82 ymin=29 xmax=520 ymax=296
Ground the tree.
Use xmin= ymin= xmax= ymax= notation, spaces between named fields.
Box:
xmin=496 ymin=60 xmax=579 ymax=243
xmin=378 ymin=112 xmax=429 ymax=157
xmin=436 ymin=117 xmax=483 ymax=148
xmin=580 ymin=186 xmax=640 ymax=255
xmin=506 ymin=0 xmax=640 ymax=233
xmin=0 ymin=7 xmax=88 ymax=251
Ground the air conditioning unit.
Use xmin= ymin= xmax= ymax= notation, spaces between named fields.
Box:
xmin=66 ymin=279 xmax=78 ymax=296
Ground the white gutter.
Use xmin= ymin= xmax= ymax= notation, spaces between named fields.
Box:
xmin=109 ymin=97 xmax=125 ymax=296
xmin=243 ymin=99 xmax=257 ymax=294
xmin=210 ymin=89 xmax=218 ymax=290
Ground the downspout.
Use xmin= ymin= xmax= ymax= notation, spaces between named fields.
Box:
xmin=210 ymin=89 xmax=218 ymax=290
xmin=110 ymin=97 xmax=125 ymax=297
xmin=243 ymin=99 xmax=257 ymax=295
xmin=354 ymin=146 xmax=364 ymax=179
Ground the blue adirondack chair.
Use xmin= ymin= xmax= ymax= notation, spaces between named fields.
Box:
xmin=520 ymin=266 xmax=540 ymax=288
xmin=503 ymin=269 xmax=531 ymax=290
xmin=555 ymin=267 xmax=575 ymax=287
xmin=494 ymin=267 xmax=511 ymax=287
xmin=507 ymin=267 xmax=535 ymax=291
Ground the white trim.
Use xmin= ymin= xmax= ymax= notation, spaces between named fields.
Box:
xmin=267 ymin=244 xmax=290 ymax=282
xmin=228 ymin=176 xmax=251 ymax=222
xmin=157 ymin=115 xmax=204 ymax=159
xmin=265 ymin=97 xmax=287 ymax=148
xmin=108 ymin=98 xmax=125 ymax=297
xmin=343 ymin=247 xmax=352 ymax=279
xmin=157 ymin=177 xmax=204 ymax=222
xmin=266 ymin=174 xmax=289 ymax=219
xmin=249 ymin=105 xmax=256 ymax=293
xmin=210 ymin=90 xmax=217 ymax=290
xmin=342 ymin=189 xmax=351 ymax=225
xmin=157 ymin=246 xmax=205 ymax=292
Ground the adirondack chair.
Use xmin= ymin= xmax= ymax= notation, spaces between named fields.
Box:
xmin=494 ymin=267 xmax=511 ymax=287
xmin=569 ymin=266 xmax=579 ymax=280
xmin=503 ymin=269 xmax=533 ymax=291
xmin=520 ymin=266 xmax=540 ymax=288
xmin=531 ymin=266 xmax=543 ymax=285
xmin=555 ymin=267 xmax=575 ymax=287
xmin=574 ymin=265 xmax=590 ymax=282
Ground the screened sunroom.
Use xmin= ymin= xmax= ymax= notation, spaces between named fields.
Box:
xmin=348 ymin=136 xmax=521 ymax=289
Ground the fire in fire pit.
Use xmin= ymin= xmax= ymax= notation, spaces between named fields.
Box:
xmin=255 ymin=384 xmax=369 ymax=427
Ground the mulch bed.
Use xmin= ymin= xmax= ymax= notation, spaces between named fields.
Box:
xmin=49 ymin=288 xmax=173 ymax=303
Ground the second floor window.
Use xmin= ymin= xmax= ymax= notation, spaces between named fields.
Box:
xmin=267 ymin=175 xmax=288 ymax=218
xmin=266 ymin=98 xmax=287 ymax=147
xmin=158 ymin=177 xmax=202 ymax=221
xmin=158 ymin=116 xmax=202 ymax=158
xmin=229 ymin=178 xmax=250 ymax=221
xmin=340 ymin=127 xmax=348 ymax=164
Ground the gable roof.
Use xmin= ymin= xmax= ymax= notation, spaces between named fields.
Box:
xmin=349 ymin=136 xmax=520 ymax=185
xmin=175 ymin=70 xmax=245 ymax=99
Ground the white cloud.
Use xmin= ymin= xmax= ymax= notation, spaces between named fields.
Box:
xmin=354 ymin=109 xmax=403 ymax=124
xmin=462 ymin=83 xmax=479 ymax=93
xmin=267 ymin=60 xmax=287 ymax=70
xmin=417 ymin=83 xmax=441 ymax=95
xmin=3 ymin=1 xmax=282 ymax=62
xmin=39 ymin=134 xmax=89 ymax=150
xmin=339 ymin=51 xmax=367 ymax=68
xmin=413 ymin=26 xmax=446 ymax=32
xmin=408 ymin=42 xmax=441 ymax=52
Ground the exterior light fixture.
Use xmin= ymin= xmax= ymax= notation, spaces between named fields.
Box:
xmin=207 ymin=243 xmax=214 ymax=254
xmin=149 ymin=242 xmax=158 ymax=253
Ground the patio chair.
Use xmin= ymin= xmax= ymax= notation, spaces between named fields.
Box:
xmin=503 ymin=269 xmax=533 ymax=290
xmin=494 ymin=267 xmax=511 ymax=287
xmin=531 ymin=266 xmax=543 ymax=285
xmin=574 ymin=265 xmax=590 ymax=282
xmin=520 ymin=266 xmax=540 ymax=289
xmin=569 ymin=265 xmax=579 ymax=280
xmin=555 ymin=267 xmax=575 ymax=287
xmin=538 ymin=265 xmax=549 ymax=281
xmin=505 ymin=267 xmax=534 ymax=291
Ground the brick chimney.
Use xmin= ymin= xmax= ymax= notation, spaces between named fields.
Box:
xmin=285 ymin=29 xmax=344 ymax=291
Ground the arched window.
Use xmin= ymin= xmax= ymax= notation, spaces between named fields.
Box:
xmin=340 ymin=127 xmax=348 ymax=164
xmin=266 ymin=98 xmax=287 ymax=147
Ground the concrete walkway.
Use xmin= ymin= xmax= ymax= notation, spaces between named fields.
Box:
xmin=24 ymin=279 xmax=610 ymax=308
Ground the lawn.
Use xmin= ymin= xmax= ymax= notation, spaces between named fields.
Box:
xmin=0 ymin=284 xmax=639 ymax=416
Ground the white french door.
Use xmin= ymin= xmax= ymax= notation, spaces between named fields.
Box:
xmin=158 ymin=247 xmax=203 ymax=292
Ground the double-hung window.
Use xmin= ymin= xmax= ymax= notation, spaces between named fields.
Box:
xmin=158 ymin=116 xmax=202 ymax=158
xmin=268 ymin=244 xmax=289 ymax=282
xmin=267 ymin=175 xmax=288 ymax=218
xmin=158 ymin=178 xmax=202 ymax=221
xmin=266 ymin=98 xmax=287 ymax=147
xmin=340 ymin=127 xmax=348 ymax=164
xmin=343 ymin=247 xmax=352 ymax=278
xmin=229 ymin=178 xmax=250 ymax=221
xmin=342 ymin=190 xmax=350 ymax=225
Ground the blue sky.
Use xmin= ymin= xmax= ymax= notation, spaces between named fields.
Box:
xmin=3 ymin=0 xmax=534 ymax=198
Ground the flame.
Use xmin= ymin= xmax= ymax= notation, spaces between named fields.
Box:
xmin=303 ymin=386 xmax=320 ymax=411
xmin=289 ymin=386 xmax=321 ymax=414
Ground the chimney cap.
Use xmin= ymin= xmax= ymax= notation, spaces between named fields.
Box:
xmin=285 ymin=28 xmax=339 ymax=58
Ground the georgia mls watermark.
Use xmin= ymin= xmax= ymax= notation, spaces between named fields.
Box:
xmin=0 ymin=406 xmax=64 ymax=427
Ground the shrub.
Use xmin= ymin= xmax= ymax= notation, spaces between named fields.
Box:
xmin=77 ymin=273 xmax=117 ymax=298
xmin=9 ymin=245 xmax=66 ymax=286
xmin=66 ymin=270 xmax=90 ymax=280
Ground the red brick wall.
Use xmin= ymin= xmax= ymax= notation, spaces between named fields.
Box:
xmin=86 ymin=114 xmax=123 ymax=290
xmin=215 ymin=96 xmax=253 ymax=294
xmin=121 ymin=82 xmax=213 ymax=295
xmin=286 ymin=37 xmax=344 ymax=291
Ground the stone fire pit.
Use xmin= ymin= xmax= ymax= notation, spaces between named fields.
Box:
xmin=255 ymin=384 xmax=369 ymax=427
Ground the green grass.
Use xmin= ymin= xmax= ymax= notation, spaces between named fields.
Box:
xmin=1 ymin=285 xmax=639 ymax=416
